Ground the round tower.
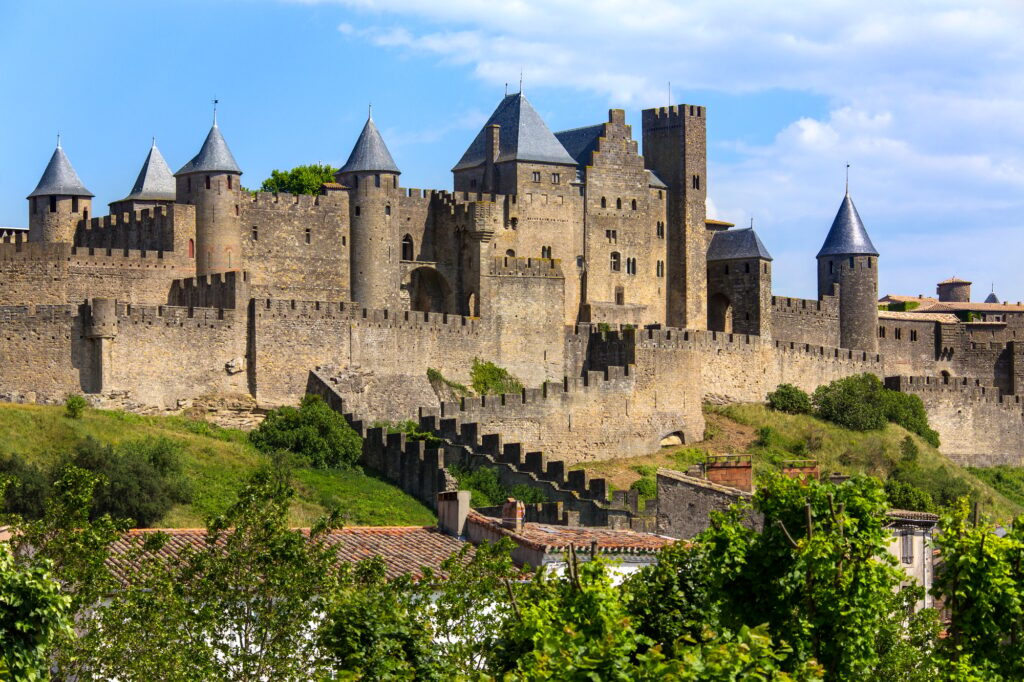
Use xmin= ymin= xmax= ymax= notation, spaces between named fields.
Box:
xmin=27 ymin=140 xmax=93 ymax=243
xmin=816 ymin=192 xmax=879 ymax=353
xmin=936 ymin=277 xmax=972 ymax=303
xmin=336 ymin=115 xmax=401 ymax=309
xmin=174 ymin=117 xmax=242 ymax=275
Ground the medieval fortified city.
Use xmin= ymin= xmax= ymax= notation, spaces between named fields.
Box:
xmin=2 ymin=2 xmax=1024 ymax=679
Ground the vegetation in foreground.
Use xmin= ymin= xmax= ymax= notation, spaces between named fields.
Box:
xmin=0 ymin=400 xmax=433 ymax=528
xmin=3 ymin=466 xmax=1022 ymax=680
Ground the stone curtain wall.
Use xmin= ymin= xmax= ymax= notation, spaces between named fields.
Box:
xmin=886 ymin=376 xmax=1024 ymax=466
xmin=0 ymin=305 xmax=92 ymax=403
xmin=770 ymin=294 xmax=840 ymax=348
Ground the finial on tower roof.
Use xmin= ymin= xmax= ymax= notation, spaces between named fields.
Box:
xmin=56 ymin=132 xmax=61 ymax=149
xmin=519 ymin=68 xmax=523 ymax=95
xmin=368 ymin=102 xmax=372 ymax=119
xmin=845 ymin=162 xmax=850 ymax=195
xmin=505 ymin=82 xmax=508 ymax=96
xmin=151 ymin=136 xmax=156 ymax=148
xmin=212 ymin=97 xmax=219 ymax=125
xmin=750 ymin=216 xmax=754 ymax=229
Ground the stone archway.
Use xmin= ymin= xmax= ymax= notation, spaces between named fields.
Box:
xmin=408 ymin=266 xmax=453 ymax=314
xmin=708 ymin=293 xmax=733 ymax=333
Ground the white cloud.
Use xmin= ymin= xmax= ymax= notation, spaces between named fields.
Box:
xmin=313 ymin=0 xmax=1024 ymax=298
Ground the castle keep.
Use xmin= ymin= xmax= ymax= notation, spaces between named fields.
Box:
xmin=2 ymin=94 xmax=1022 ymax=470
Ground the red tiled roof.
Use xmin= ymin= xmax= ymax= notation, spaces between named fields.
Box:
xmin=918 ymin=301 xmax=1024 ymax=313
xmin=467 ymin=513 xmax=675 ymax=555
xmin=886 ymin=509 xmax=940 ymax=523
xmin=107 ymin=526 xmax=467 ymax=583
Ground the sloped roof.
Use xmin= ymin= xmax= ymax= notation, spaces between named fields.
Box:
xmin=28 ymin=145 xmax=93 ymax=198
xmin=646 ymin=169 xmax=668 ymax=188
xmin=938 ymin=276 xmax=971 ymax=285
xmin=467 ymin=513 xmax=674 ymax=554
xmin=554 ymin=123 xmax=603 ymax=169
xmin=707 ymin=227 xmax=773 ymax=262
xmin=817 ymin=193 xmax=878 ymax=257
xmin=985 ymin=291 xmax=1000 ymax=304
xmin=175 ymin=124 xmax=241 ymax=176
xmin=878 ymin=310 xmax=959 ymax=324
xmin=120 ymin=142 xmax=176 ymax=202
xmin=338 ymin=117 xmax=400 ymax=175
xmin=917 ymin=301 xmax=1024 ymax=313
xmin=454 ymin=93 xmax=577 ymax=171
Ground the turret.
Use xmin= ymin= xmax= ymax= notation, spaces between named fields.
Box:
xmin=27 ymin=140 xmax=93 ymax=243
xmin=110 ymin=139 xmax=176 ymax=216
xmin=817 ymin=191 xmax=879 ymax=352
xmin=175 ymin=116 xmax=242 ymax=275
xmin=937 ymin=277 xmax=972 ymax=303
xmin=335 ymin=115 xmax=401 ymax=309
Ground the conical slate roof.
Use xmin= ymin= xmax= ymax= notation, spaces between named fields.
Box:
xmin=453 ymin=93 xmax=577 ymax=171
xmin=817 ymin=192 xmax=878 ymax=257
xmin=27 ymin=144 xmax=93 ymax=198
xmin=707 ymin=228 xmax=773 ymax=262
xmin=985 ymin=291 xmax=1000 ymax=304
xmin=175 ymin=124 xmax=241 ymax=176
xmin=121 ymin=142 xmax=176 ymax=201
xmin=338 ymin=117 xmax=400 ymax=175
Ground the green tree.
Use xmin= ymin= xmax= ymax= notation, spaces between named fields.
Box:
xmin=259 ymin=164 xmax=338 ymax=195
xmin=812 ymin=373 xmax=888 ymax=431
xmin=250 ymin=394 xmax=362 ymax=468
xmin=767 ymin=383 xmax=812 ymax=415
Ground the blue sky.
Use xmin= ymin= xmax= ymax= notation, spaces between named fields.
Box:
xmin=1 ymin=0 xmax=1021 ymax=301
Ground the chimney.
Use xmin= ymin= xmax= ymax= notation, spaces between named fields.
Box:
xmin=437 ymin=490 xmax=471 ymax=537
xmin=501 ymin=497 xmax=525 ymax=531
xmin=483 ymin=124 xmax=500 ymax=193
xmin=781 ymin=460 xmax=820 ymax=484
xmin=704 ymin=455 xmax=753 ymax=493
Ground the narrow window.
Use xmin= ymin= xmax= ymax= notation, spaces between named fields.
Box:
xmin=744 ymin=262 xmax=750 ymax=274
xmin=724 ymin=265 xmax=730 ymax=275
xmin=385 ymin=205 xmax=391 ymax=216
xmin=879 ymin=327 xmax=886 ymax=339
xmin=72 ymin=197 xmax=79 ymax=212
xmin=205 ymin=176 xmax=211 ymax=190
xmin=764 ymin=263 xmax=768 ymax=274
xmin=631 ymin=199 xmax=637 ymax=210
xmin=576 ymin=255 xmax=584 ymax=268
xmin=187 ymin=177 xmax=191 ymax=192
xmin=692 ymin=175 xmax=700 ymax=190
xmin=610 ymin=252 xmax=621 ymax=272
xmin=510 ymin=218 xmax=518 ymax=229
xmin=656 ymin=261 xmax=664 ymax=277
xmin=849 ymin=256 xmax=855 ymax=268
xmin=83 ymin=209 xmax=88 ymax=221
xmin=49 ymin=196 xmax=56 ymax=213
xmin=188 ymin=239 xmax=194 ymax=258
xmin=868 ymin=257 xmax=873 ymax=268
xmin=375 ymin=174 xmax=381 ymax=188
xmin=227 ymin=251 xmax=232 ymax=268
xmin=342 ymin=236 xmax=346 ymax=246
xmin=601 ymin=197 xmax=607 ymax=208
xmin=616 ymin=198 xmax=622 ymax=210
xmin=31 ymin=198 xmax=36 ymax=213
xmin=911 ymin=330 xmax=918 ymax=342
xmin=615 ymin=287 xmax=624 ymax=305
xmin=402 ymin=234 xmax=414 ymax=260
xmin=305 ymin=228 xmax=311 ymax=245
xmin=470 ymin=179 xmax=477 ymax=188
xmin=353 ymin=175 xmax=359 ymax=188
xmin=829 ymin=260 xmax=834 ymax=274
xmin=552 ymin=173 xmax=560 ymax=184
xmin=532 ymin=171 xmax=541 ymax=182
xmin=656 ymin=222 xmax=664 ymax=238
xmin=355 ymin=206 xmax=361 ymax=217
xmin=895 ymin=328 xmax=902 ymax=340
xmin=901 ymin=531 xmax=914 ymax=564
xmin=234 ymin=204 xmax=239 ymax=216
xmin=251 ymin=226 xmax=258 ymax=241
xmin=227 ymin=176 xmax=233 ymax=190
xmin=658 ymin=190 xmax=663 ymax=200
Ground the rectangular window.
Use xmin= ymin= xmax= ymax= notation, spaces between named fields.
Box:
xmin=305 ymin=228 xmax=311 ymax=245
xmin=375 ymin=174 xmax=381 ymax=188
xmin=879 ymin=326 xmax=886 ymax=338
xmin=251 ymin=226 xmax=258 ymax=241
xmin=72 ymin=197 xmax=78 ymax=212
xmin=895 ymin=328 xmax=902 ymax=340
xmin=532 ymin=171 xmax=541 ymax=182
xmin=901 ymin=531 xmax=914 ymax=564
xmin=49 ymin=196 xmax=56 ymax=213
xmin=227 ymin=176 xmax=233 ymax=190
xmin=205 ymin=176 xmax=211 ymax=190
xmin=692 ymin=175 xmax=700 ymax=190
xmin=552 ymin=173 xmax=560 ymax=184
xmin=911 ymin=330 xmax=918 ymax=342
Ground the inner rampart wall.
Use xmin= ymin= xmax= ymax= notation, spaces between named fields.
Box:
xmin=0 ymin=304 xmax=92 ymax=403
xmin=770 ymin=294 xmax=840 ymax=348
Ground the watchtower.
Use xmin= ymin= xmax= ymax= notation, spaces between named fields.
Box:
xmin=816 ymin=191 xmax=879 ymax=352
xmin=174 ymin=117 xmax=242 ymax=275
xmin=335 ymin=115 xmax=402 ymax=310
xmin=641 ymin=104 xmax=708 ymax=330
xmin=27 ymin=140 xmax=93 ymax=243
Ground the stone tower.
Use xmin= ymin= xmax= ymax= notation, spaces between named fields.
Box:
xmin=817 ymin=191 xmax=879 ymax=352
xmin=174 ymin=118 xmax=242 ymax=275
xmin=937 ymin=277 xmax=972 ymax=303
xmin=27 ymin=141 xmax=93 ymax=243
xmin=335 ymin=115 xmax=401 ymax=310
xmin=109 ymin=140 xmax=176 ymax=216
xmin=641 ymin=104 xmax=708 ymax=330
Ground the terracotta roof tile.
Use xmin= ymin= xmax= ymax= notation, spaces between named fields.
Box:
xmin=879 ymin=310 xmax=959 ymax=323
xmin=466 ymin=512 xmax=675 ymax=554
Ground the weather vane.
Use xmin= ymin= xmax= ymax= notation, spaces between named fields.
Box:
xmin=213 ymin=97 xmax=219 ymax=125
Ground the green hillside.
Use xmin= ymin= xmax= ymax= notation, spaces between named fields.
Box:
xmin=0 ymin=402 xmax=435 ymax=528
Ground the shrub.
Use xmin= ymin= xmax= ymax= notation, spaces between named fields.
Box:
xmin=812 ymin=374 xmax=888 ymax=431
xmin=629 ymin=476 xmax=657 ymax=500
xmin=0 ymin=454 xmax=51 ymax=519
xmin=448 ymin=465 xmax=547 ymax=507
xmin=64 ymin=394 xmax=88 ymax=419
xmin=884 ymin=477 xmax=935 ymax=513
xmin=766 ymin=384 xmax=812 ymax=415
xmin=470 ymin=359 xmax=523 ymax=396
xmin=883 ymin=392 xmax=940 ymax=447
xmin=67 ymin=437 xmax=192 ymax=527
xmin=250 ymin=394 xmax=362 ymax=469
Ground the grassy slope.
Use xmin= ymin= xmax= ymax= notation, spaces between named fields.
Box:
xmin=0 ymin=403 xmax=435 ymax=528
xmin=575 ymin=403 xmax=1023 ymax=522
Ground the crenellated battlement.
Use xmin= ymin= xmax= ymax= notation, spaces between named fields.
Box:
xmin=771 ymin=294 xmax=839 ymax=315
xmin=169 ymin=271 xmax=250 ymax=310
xmin=886 ymin=375 xmax=1021 ymax=407
xmin=642 ymin=103 xmax=706 ymax=126
xmin=253 ymin=298 xmax=481 ymax=334
xmin=0 ymin=304 xmax=78 ymax=323
xmin=75 ymin=204 xmax=193 ymax=253
xmin=116 ymin=301 xmax=237 ymax=329
xmin=486 ymin=256 xmax=563 ymax=278
xmin=0 ymin=239 xmax=70 ymax=261
xmin=249 ymin=191 xmax=346 ymax=209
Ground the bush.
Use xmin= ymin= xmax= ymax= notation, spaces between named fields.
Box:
xmin=448 ymin=465 xmax=547 ymax=507
xmin=64 ymin=394 xmax=87 ymax=419
xmin=0 ymin=454 xmax=51 ymax=519
xmin=629 ymin=476 xmax=657 ymax=500
xmin=812 ymin=374 xmax=888 ymax=431
xmin=470 ymin=359 xmax=523 ymax=396
xmin=884 ymin=477 xmax=936 ymax=513
xmin=250 ymin=394 xmax=362 ymax=468
xmin=766 ymin=384 xmax=811 ymax=415
xmin=372 ymin=420 xmax=444 ymax=448
xmin=883 ymin=392 xmax=940 ymax=447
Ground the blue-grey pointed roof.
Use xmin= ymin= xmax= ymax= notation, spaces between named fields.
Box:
xmin=707 ymin=228 xmax=773 ymax=262
xmin=121 ymin=142 xmax=176 ymax=201
xmin=27 ymin=145 xmax=93 ymax=198
xmin=175 ymin=124 xmax=241 ymax=176
xmin=817 ymin=192 xmax=878 ymax=257
xmin=454 ymin=93 xmax=576 ymax=171
xmin=985 ymin=291 xmax=1000 ymax=304
xmin=554 ymin=124 xmax=603 ymax=171
xmin=338 ymin=117 xmax=400 ymax=175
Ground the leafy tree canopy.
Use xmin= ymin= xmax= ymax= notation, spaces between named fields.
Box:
xmin=259 ymin=164 xmax=339 ymax=195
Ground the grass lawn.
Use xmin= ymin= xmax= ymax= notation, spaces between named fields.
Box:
xmin=0 ymin=402 xmax=435 ymax=528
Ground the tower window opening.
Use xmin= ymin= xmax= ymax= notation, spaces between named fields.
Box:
xmin=895 ymin=328 xmax=902 ymax=340
xmin=911 ymin=330 xmax=918 ymax=342
xmin=227 ymin=176 xmax=233 ymax=190
xmin=764 ymin=263 xmax=768 ymax=274
xmin=506 ymin=249 xmax=516 ymax=257
xmin=355 ymin=206 xmax=361 ymax=217
xmin=616 ymin=198 xmax=622 ymax=210
xmin=187 ymin=177 xmax=191 ymax=192
xmin=342 ymin=236 xmax=346 ymax=246
xmin=879 ymin=326 xmax=886 ymax=339
xmin=631 ymin=199 xmax=637 ymax=210
xmin=849 ymin=256 xmax=855 ymax=268
xmin=251 ymin=226 xmax=258 ymax=241
xmin=385 ymin=205 xmax=391 ymax=216
xmin=724 ymin=265 xmax=730 ymax=275
xmin=72 ymin=197 xmax=78 ymax=212
xmin=692 ymin=175 xmax=700 ymax=190
xmin=601 ymin=197 xmax=607 ymax=208
xmin=656 ymin=260 xmax=664 ymax=277
xmin=205 ymin=176 xmax=211 ymax=190
xmin=83 ymin=208 xmax=88 ymax=221
xmin=868 ymin=257 xmax=873 ymax=268
xmin=610 ymin=251 xmax=621 ymax=272
xmin=49 ymin=196 xmax=56 ymax=213
xmin=187 ymin=239 xmax=194 ymax=258
xmin=31 ymin=198 xmax=36 ymax=213
xmin=829 ymin=260 xmax=834 ymax=274
xmin=353 ymin=175 xmax=359 ymax=188
xmin=470 ymin=179 xmax=477 ymax=188
xmin=658 ymin=190 xmax=663 ymax=200
xmin=541 ymin=245 xmax=552 ymax=258
xmin=510 ymin=218 xmax=518 ymax=229
xmin=744 ymin=262 xmax=750 ymax=274
xmin=402 ymin=235 xmax=414 ymax=261
xmin=656 ymin=221 xmax=664 ymax=238
xmin=235 ymin=204 xmax=239 ymax=216
xmin=606 ymin=229 xmax=617 ymax=243
xmin=305 ymin=228 xmax=311 ymax=244
xmin=374 ymin=174 xmax=381 ymax=188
